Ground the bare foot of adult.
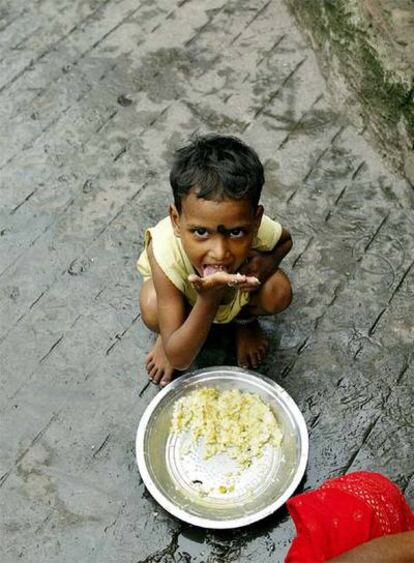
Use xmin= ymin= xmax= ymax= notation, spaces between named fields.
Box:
xmin=235 ymin=320 xmax=269 ymax=369
xmin=145 ymin=335 xmax=175 ymax=387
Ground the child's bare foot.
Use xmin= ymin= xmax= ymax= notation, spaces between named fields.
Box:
xmin=235 ymin=320 xmax=269 ymax=369
xmin=145 ymin=335 xmax=175 ymax=387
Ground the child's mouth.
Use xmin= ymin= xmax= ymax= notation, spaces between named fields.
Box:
xmin=202 ymin=264 xmax=231 ymax=277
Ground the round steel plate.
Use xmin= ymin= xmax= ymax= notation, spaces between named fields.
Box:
xmin=136 ymin=366 xmax=308 ymax=529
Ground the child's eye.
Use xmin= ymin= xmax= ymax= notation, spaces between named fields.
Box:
xmin=229 ymin=229 xmax=246 ymax=239
xmin=192 ymin=228 xmax=209 ymax=238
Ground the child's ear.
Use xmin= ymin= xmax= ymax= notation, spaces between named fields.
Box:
xmin=169 ymin=204 xmax=181 ymax=237
xmin=254 ymin=205 xmax=264 ymax=229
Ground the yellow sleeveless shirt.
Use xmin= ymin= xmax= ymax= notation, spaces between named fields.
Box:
xmin=137 ymin=214 xmax=282 ymax=324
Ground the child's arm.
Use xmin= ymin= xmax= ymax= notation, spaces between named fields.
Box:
xmin=148 ymin=242 xmax=258 ymax=370
xmin=239 ymin=228 xmax=293 ymax=286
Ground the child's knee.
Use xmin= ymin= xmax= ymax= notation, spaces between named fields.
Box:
xmin=262 ymin=270 xmax=292 ymax=314
xmin=278 ymin=273 xmax=293 ymax=311
xmin=139 ymin=280 xmax=159 ymax=331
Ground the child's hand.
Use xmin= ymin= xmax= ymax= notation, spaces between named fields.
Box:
xmin=188 ymin=271 xmax=260 ymax=296
xmin=238 ymin=250 xmax=277 ymax=289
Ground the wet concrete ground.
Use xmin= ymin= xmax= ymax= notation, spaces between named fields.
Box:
xmin=1 ymin=1 xmax=413 ymax=561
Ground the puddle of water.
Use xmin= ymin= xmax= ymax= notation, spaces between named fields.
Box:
xmin=176 ymin=527 xmax=208 ymax=561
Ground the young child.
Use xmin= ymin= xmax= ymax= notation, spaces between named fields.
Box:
xmin=137 ymin=135 xmax=293 ymax=386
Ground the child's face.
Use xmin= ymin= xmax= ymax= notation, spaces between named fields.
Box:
xmin=170 ymin=191 xmax=263 ymax=276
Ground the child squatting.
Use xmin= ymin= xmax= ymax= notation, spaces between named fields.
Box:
xmin=137 ymin=135 xmax=293 ymax=386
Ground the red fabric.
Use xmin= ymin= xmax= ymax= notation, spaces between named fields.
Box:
xmin=285 ymin=471 xmax=414 ymax=562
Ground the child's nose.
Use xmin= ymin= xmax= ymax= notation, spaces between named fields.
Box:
xmin=210 ymin=236 xmax=230 ymax=261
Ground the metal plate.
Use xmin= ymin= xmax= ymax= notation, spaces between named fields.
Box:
xmin=136 ymin=367 xmax=308 ymax=529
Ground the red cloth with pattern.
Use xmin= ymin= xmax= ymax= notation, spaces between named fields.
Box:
xmin=285 ymin=471 xmax=414 ymax=562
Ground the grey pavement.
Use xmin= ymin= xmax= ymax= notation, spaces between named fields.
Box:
xmin=0 ymin=1 xmax=413 ymax=562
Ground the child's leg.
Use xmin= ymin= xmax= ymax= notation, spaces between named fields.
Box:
xmin=245 ymin=268 xmax=292 ymax=316
xmin=139 ymin=279 xmax=174 ymax=387
xmin=235 ymin=269 xmax=292 ymax=369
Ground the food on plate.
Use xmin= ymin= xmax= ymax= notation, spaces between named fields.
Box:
xmin=171 ymin=387 xmax=282 ymax=469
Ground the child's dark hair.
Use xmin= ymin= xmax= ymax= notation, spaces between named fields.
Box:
xmin=170 ymin=134 xmax=264 ymax=212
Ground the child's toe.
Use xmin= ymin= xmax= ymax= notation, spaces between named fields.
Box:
xmin=152 ymin=369 xmax=163 ymax=384
xmin=149 ymin=365 xmax=159 ymax=379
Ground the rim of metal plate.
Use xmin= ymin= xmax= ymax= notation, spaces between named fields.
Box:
xmin=136 ymin=366 xmax=309 ymax=529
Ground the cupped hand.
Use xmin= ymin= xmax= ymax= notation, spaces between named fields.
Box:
xmin=188 ymin=271 xmax=260 ymax=294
